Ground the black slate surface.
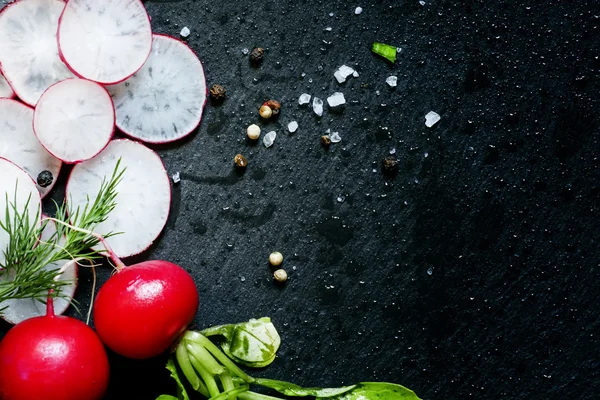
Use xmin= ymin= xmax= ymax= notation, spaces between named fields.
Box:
xmin=1 ymin=0 xmax=599 ymax=399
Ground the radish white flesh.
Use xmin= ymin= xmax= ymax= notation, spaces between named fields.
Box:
xmin=66 ymin=139 xmax=171 ymax=258
xmin=0 ymin=99 xmax=62 ymax=198
xmin=0 ymin=158 xmax=41 ymax=267
xmin=0 ymin=73 xmax=15 ymax=99
xmin=107 ymin=34 xmax=207 ymax=143
xmin=0 ymin=0 xmax=75 ymax=106
xmin=58 ymin=0 xmax=152 ymax=84
xmin=0 ymin=259 xmax=77 ymax=325
xmin=34 ymin=78 xmax=115 ymax=163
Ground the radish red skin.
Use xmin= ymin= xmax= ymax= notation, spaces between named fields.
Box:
xmin=93 ymin=260 xmax=199 ymax=359
xmin=0 ymin=304 xmax=109 ymax=400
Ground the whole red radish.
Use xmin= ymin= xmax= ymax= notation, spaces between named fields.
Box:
xmin=0 ymin=295 xmax=109 ymax=400
xmin=93 ymin=260 xmax=199 ymax=359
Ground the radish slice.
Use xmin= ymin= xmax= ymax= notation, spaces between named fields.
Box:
xmin=58 ymin=0 xmax=152 ymax=84
xmin=0 ymin=99 xmax=62 ymax=198
xmin=0 ymin=73 xmax=15 ymax=99
xmin=107 ymin=34 xmax=207 ymax=143
xmin=0 ymin=259 xmax=77 ymax=325
xmin=34 ymin=78 xmax=115 ymax=163
xmin=0 ymin=158 xmax=42 ymax=267
xmin=0 ymin=0 xmax=75 ymax=106
xmin=66 ymin=139 xmax=171 ymax=258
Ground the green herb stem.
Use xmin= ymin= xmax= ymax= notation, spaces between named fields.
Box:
xmin=0 ymin=160 xmax=125 ymax=312
xmin=184 ymin=331 xmax=253 ymax=383
xmin=189 ymin=353 xmax=221 ymax=398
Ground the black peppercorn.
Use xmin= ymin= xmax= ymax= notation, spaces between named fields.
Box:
xmin=250 ymin=47 xmax=264 ymax=64
xmin=36 ymin=170 xmax=54 ymax=188
xmin=209 ymin=84 xmax=226 ymax=101
xmin=381 ymin=156 xmax=399 ymax=177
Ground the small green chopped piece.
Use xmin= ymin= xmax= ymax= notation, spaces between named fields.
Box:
xmin=371 ymin=42 xmax=397 ymax=63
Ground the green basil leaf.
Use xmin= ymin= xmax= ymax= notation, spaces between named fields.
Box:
xmin=255 ymin=378 xmax=356 ymax=397
xmin=318 ymin=382 xmax=420 ymax=400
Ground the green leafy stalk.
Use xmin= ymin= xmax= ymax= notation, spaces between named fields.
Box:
xmin=0 ymin=160 xmax=125 ymax=313
xmin=371 ymin=42 xmax=397 ymax=63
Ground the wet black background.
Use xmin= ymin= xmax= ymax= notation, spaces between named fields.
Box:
xmin=1 ymin=0 xmax=600 ymax=399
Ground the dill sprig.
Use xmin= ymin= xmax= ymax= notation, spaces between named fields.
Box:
xmin=0 ymin=160 xmax=125 ymax=313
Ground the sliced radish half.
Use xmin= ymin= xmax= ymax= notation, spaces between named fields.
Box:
xmin=0 ymin=0 xmax=75 ymax=106
xmin=34 ymin=78 xmax=115 ymax=163
xmin=0 ymin=72 xmax=15 ymax=99
xmin=66 ymin=139 xmax=171 ymax=258
xmin=107 ymin=34 xmax=207 ymax=143
xmin=0 ymin=259 xmax=77 ymax=325
xmin=58 ymin=0 xmax=152 ymax=84
xmin=0 ymin=158 xmax=42 ymax=267
xmin=0 ymin=99 xmax=62 ymax=198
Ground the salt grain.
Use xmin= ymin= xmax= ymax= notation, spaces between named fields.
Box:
xmin=288 ymin=121 xmax=298 ymax=133
xmin=327 ymin=92 xmax=346 ymax=107
xmin=386 ymin=76 xmax=398 ymax=87
xmin=312 ymin=97 xmax=324 ymax=116
xmin=330 ymin=132 xmax=342 ymax=143
xmin=263 ymin=131 xmax=277 ymax=147
xmin=172 ymin=172 xmax=181 ymax=183
xmin=425 ymin=111 xmax=441 ymax=127
xmin=299 ymin=93 xmax=311 ymax=105
xmin=355 ymin=7 xmax=363 ymax=15
xmin=334 ymin=65 xmax=356 ymax=83
xmin=180 ymin=27 xmax=190 ymax=37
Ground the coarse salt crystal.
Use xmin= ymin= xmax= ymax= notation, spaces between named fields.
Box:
xmin=330 ymin=132 xmax=342 ymax=143
xmin=386 ymin=76 xmax=398 ymax=87
xmin=334 ymin=65 xmax=356 ymax=83
xmin=327 ymin=92 xmax=346 ymax=107
xmin=425 ymin=111 xmax=441 ymax=128
xmin=288 ymin=121 xmax=298 ymax=133
xmin=180 ymin=27 xmax=190 ymax=37
xmin=263 ymin=131 xmax=277 ymax=147
xmin=313 ymin=97 xmax=324 ymax=116
xmin=172 ymin=172 xmax=181 ymax=183
xmin=355 ymin=7 xmax=363 ymax=15
xmin=299 ymin=93 xmax=311 ymax=105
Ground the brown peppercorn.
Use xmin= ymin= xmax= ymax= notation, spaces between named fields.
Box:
xmin=321 ymin=135 xmax=331 ymax=146
xmin=264 ymin=100 xmax=281 ymax=115
xmin=381 ymin=156 xmax=399 ymax=177
xmin=249 ymin=47 xmax=264 ymax=64
xmin=209 ymin=84 xmax=226 ymax=101
xmin=234 ymin=154 xmax=248 ymax=168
